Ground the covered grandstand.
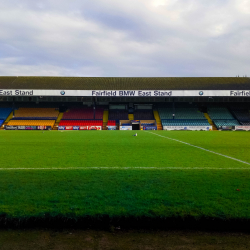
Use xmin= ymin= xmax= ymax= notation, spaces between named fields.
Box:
xmin=0 ymin=77 xmax=250 ymax=131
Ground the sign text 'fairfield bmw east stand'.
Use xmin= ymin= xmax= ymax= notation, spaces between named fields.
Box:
xmin=1 ymin=89 xmax=250 ymax=97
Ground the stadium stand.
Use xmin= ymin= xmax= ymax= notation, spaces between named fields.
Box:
xmin=59 ymin=107 xmax=104 ymax=127
xmin=159 ymin=105 xmax=209 ymax=127
xmin=207 ymin=107 xmax=235 ymax=119
xmin=6 ymin=108 xmax=59 ymax=128
xmin=0 ymin=120 xmax=4 ymax=127
xmin=207 ymin=106 xmax=240 ymax=128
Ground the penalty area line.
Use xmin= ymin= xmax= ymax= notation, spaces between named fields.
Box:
xmin=149 ymin=132 xmax=250 ymax=166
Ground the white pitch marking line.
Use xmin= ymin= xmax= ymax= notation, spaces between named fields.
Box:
xmin=0 ymin=167 xmax=250 ymax=170
xmin=149 ymin=131 xmax=250 ymax=166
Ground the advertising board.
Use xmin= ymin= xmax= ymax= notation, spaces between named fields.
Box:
xmin=107 ymin=126 xmax=117 ymax=130
xmin=73 ymin=126 xmax=80 ymax=130
xmin=37 ymin=126 xmax=47 ymax=130
xmin=5 ymin=125 xmax=17 ymax=130
xmin=143 ymin=126 xmax=157 ymax=130
xmin=25 ymin=126 xmax=37 ymax=130
xmin=120 ymin=126 xmax=132 ymax=130
xmin=163 ymin=126 xmax=212 ymax=131
xmin=79 ymin=126 xmax=88 ymax=130
xmin=65 ymin=126 xmax=73 ymax=130
xmin=18 ymin=126 xmax=26 ymax=130
xmin=235 ymin=126 xmax=250 ymax=131
xmin=220 ymin=126 xmax=233 ymax=130
xmin=88 ymin=126 xmax=102 ymax=130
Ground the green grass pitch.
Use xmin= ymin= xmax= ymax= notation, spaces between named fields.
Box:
xmin=0 ymin=130 xmax=250 ymax=221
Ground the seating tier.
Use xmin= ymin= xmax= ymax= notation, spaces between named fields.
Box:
xmin=14 ymin=108 xmax=59 ymax=119
xmin=7 ymin=120 xmax=55 ymax=126
xmin=159 ymin=107 xmax=205 ymax=120
xmin=109 ymin=110 xmax=128 ymax=120
xmin=134 ymin=110 xmax=154 ymax=120
xmin=107 ymin=120 xmax=116 ymax=126
xmin=162 ymin=119 xmax=210 ymax=126
xmin=59 ymin=120 xmax=103 ymax=126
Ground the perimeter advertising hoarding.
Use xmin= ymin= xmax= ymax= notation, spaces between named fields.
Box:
xmin=5 ymin=125 xmax=18 ymax=130
xmin=163 ymin=126 xmax=212 ymax=131
xmin=37 ymin=126 xmax=47 ymax=130
xmin=17 ymin=126 xmax=26 ymax=130
xmin=58 ymin=126 xmax=102 ymax=130
xmin=88 ymin=126 xmax=102 ymax=130
xmin=120 ymin=126 xmax=132 ymax=130
xmin=1 ymin=89 xmax=250 ymax=97
xmin=107 ymin=126 xmax=117 ymax=130
xmin=79 ymin=126 xmax=88 ymax=130
xmin=25 ymin=126 xmax=37 ymax=130
xmin=235 ymin=126 xmax=250 ymax=131
xmin=143 ymin=126 xmax=157 ymax=130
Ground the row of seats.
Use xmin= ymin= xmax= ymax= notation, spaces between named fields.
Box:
xmin=107 ymin=120 xmax=116 ymax=126
xmin=0 ymin=120 xmax=4 ymax=126
xmin=241 ymin=121 xmax=250 ymax=125
xmin=207 ymin=107 xmax=234 ymax=119
xmin=59 ymin=120 xmax=103 ymax=126
xmin=159 ymin=108 xmax=205 ymax=119
xmin=230 ymin=106 xmax=250 ymax=124
xmin=13 ymin=108 xmax=59 ymax=118
xmin=7 ymin=120 xmax=55 ymax=126
xmin=134 ymin=110 xmax=154 ymax=120
xmin=213 ymin=119 xmax=240 ymax=127
xmin=162 ymin=119 xmax=210 ymax=126
xmin=109 ymin=110 xmax=128 ymax=120
xmin=62 ymin=107 xmax=104 ymax=120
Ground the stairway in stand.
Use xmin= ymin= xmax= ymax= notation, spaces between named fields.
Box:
xmin=153 ymin=110 xmax=163 ymax=130
xmin=103 ymin=110 xmax=109 ymax=130
xmin=53 ymin=112 xmax=64 ymax=130
xmin=128 ymin=113 xmax=134 ymax=120
xmin=204 ymin=113 xmax=217 ymax=130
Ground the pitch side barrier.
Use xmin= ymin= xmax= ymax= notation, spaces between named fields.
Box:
xmin=5 ymin=125 xmax=51 ymax=130
xmin=235 ymin=126 xmax=250 ymax=131
xmin=58 ymin=126 xmax=102 ymax=130
xmin=163 ymin=126 xmax=212 ymax=131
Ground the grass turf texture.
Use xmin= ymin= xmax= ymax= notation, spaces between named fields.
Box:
xmin=0 ymin=131 xmax=250 ymax=224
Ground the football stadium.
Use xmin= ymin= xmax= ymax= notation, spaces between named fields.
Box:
xmin=1 ymin=76 xmax=250 ymax=230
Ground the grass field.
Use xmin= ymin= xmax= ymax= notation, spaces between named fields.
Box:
xmin=0 ymin=130 xmax=250 ymax=224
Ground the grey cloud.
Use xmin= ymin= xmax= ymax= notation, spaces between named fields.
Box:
xmin=0 ymin=0 xmax=249 ymax=77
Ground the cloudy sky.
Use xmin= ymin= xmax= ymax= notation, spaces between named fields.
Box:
xmin=0 ymin=0 xmax=249 ymax=77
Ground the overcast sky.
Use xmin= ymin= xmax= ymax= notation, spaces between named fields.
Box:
xmin=0 ymin=0 xmax=249 ymax=77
